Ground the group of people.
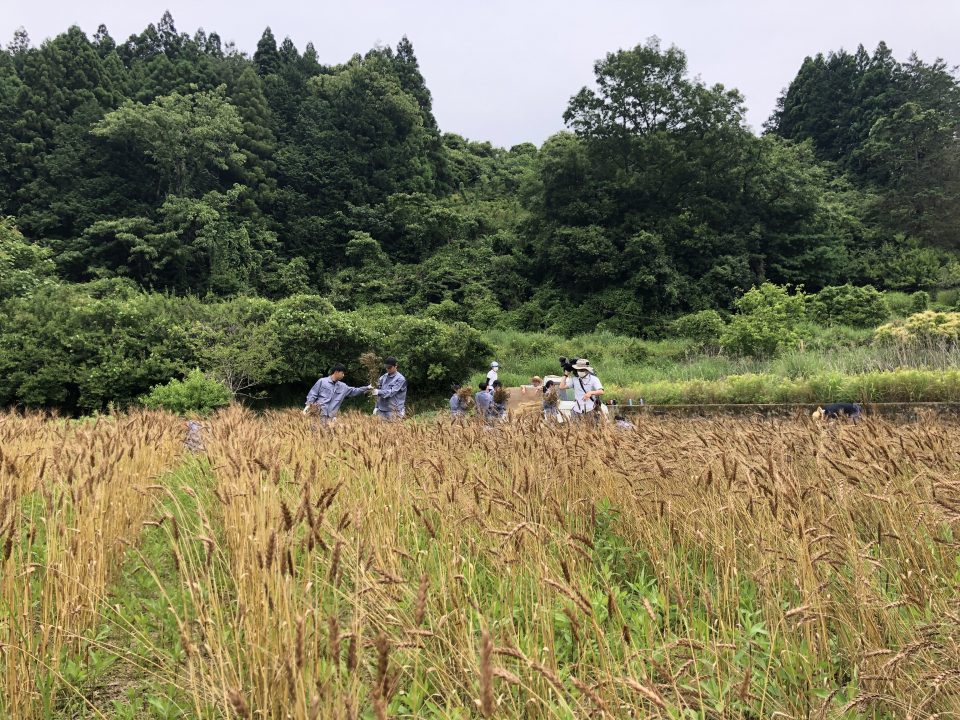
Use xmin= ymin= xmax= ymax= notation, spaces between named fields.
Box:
xmin=303 ymin=357 xmax=407 ymax=422
xmin=301 ymin=356 xmax=610 ymax=425
xmin=450 ymin=358 xmax=607 ymax=424
xmin=301 ymin=358 xmax=863 ymax=427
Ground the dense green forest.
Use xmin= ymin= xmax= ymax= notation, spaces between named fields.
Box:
xmin=2 ymin=13 xmax=959 ymax=410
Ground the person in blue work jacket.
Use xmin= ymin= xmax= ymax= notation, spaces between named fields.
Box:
xmin=303 ymin=363 xmax=372 ymax=423
xmin=473 ymin=380 xmax=493 ymax=421
xmin=371 ymin=356 xmax=408 ymax=420
xmin=449 ymin=384 xmax=469 ymax=417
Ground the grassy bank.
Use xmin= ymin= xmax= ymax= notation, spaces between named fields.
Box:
xmin=476 ymin=328 xmax=960 ymax=404
xmin=619 ymin=368 xmax=960 ymax=405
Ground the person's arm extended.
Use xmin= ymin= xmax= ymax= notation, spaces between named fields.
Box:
xmin=346 ymin=384 xmax=371 ymax=398
xmin=559 ymin=373 xmax=571 ymax=390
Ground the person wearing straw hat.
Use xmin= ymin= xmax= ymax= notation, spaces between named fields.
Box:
xmin=560 ymin=358 xmax=604 ymax=422
xmin=520 ymin=376 xmax=542 ymax=395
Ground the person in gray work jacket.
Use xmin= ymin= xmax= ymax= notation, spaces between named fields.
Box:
xmin=371 ymin=356 xmax=407 ymax=419
xmin=304 ymin=363 xmax=372 ymax=422
xmin=449 ymin=384 xmax=468 ymax=417
xmin=474 ymin=380 xmax=493 ymax=420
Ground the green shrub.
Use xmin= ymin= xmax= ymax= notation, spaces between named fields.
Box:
xmin=883 ymin=291 xmax=914 ymax=318
xmin=798 ymin=322 xmax=874 ymax=351
xmin=670 ymin=310 xmax=725 ymax=350
xmin=0 ymin=285 xmax=493 ymax=411
xmin=933 ymin=288 xmax=960 ymax=310
xmin=808 ymin=284 xmax=888 ymax=328
xmin=910 ymin=290 xmax=930 ymax=313
xmin=720 ymin=284 xmax=806 ymax=358
xmin=140 ymin=369 xmax=232 ymax=414
xmin=0 ymin=217 xmax=56 ymax=300
xmin=0 ymin=284 xmax=196 ymax=411
xmin=875 ymin=310 xmax=960 ymax=345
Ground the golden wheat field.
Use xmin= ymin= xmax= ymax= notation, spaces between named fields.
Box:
xmin=1 ymin=407 xmax=959 ymax=719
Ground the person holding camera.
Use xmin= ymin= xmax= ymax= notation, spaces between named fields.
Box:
xmin=560 ymin=358 xmax=604 ymax=422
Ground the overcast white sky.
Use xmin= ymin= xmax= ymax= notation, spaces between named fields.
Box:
xmin=4 ymin=1 xmax=959 ymax=147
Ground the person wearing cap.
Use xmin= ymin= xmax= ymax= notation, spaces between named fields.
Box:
xmin=304 ymin=363 xmax=373 ymax=422
xmin=560 ymin=358 xmax=604 ymax=422
xmin=370 ymin=356 xmax=407 ymax=420
xmin=486 ymin=361 xmax=500 ymax=386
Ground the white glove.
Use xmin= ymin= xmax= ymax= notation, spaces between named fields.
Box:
xmin=369 ymin=389 xmax=380 ymax=396
xmin=302 ymin=403 xmax=311 ymax=415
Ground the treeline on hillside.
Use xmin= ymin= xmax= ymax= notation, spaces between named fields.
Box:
xmin=2 ymin=18 xmax=959 ymax=325
xmin=1 ymin=16 xmax=960 ymax=409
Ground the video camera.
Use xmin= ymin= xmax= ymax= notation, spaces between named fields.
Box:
xmin=559 ymin=356 xmax=580 ymax=373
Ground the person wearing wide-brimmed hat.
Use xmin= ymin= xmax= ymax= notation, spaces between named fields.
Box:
xmin=560 ymin=358 xmax=604 ymax=422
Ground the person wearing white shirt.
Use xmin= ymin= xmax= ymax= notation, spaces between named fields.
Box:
xmin=559 ymin=358 xmax=604 ymax=421
xmin=486 ymin=361 xmax=500 ymax=386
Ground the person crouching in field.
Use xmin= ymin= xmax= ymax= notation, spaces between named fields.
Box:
xmin=542 ymin=380 xmax=561 ymax=421
xmin=811 ymin=402 xmax=862 ymax=422
xmin=304 ymin=363 xmax=373 ymax=423
xmin=371 ymin=356 xmax=407 ymax=420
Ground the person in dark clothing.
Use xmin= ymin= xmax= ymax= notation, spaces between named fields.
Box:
xmin=812 ymin=402 xmax=862 ymax=421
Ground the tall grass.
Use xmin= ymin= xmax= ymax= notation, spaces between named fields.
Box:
xmin=624 ymin=368 xmax=960 ymax=404
xmin=482 ymin=327 xmax=960 ymax=402
xmin=2 ymin=408 xmax=960 ymax=717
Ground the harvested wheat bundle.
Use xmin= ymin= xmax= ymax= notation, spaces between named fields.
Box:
xmin=457 ymin=386 xmax=474 ymax=407
xmin=543 ymin=386 xmax=559 ymax=408
xmin=493 ymin=386 xmax=509 ymax=406
xmin=359 ymin=352 xmax=383 ymax=387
